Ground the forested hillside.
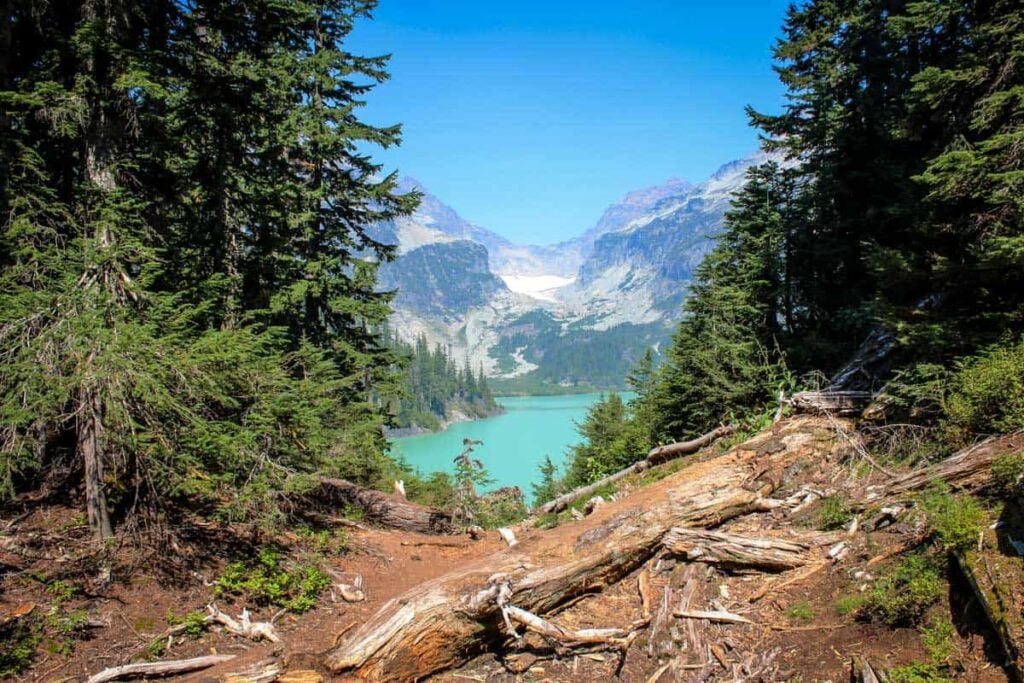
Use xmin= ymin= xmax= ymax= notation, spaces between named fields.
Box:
xmin=550 ymin=0 xmax=1024 ymax=498
xmin=0 ymin=0 xmax=419 ymax=538
xmin=384 ymin=333 xmax=500 ymax=433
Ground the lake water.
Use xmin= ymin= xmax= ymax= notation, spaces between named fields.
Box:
xmin=391 ymin=393 xmax=624 ymax=500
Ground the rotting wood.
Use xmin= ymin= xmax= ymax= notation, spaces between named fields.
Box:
xmin=325 ymin=417 xmax=840 ymax=682
xmin=536 ymin=424 xmax=734 ymax=515
xmin=85 ymin=654 xmax=237 ymax=683
xmin=662 ymin=528 xmax=812 ymax=572
xmin=955 ymin=550 xmax=1024 ymax=678
xmin=673 ymin=609 xmax=752 ymax=624
xmin=310 ymin=477 xmax=454 ymax=534
xmin=789 ymin=390 xmax=873 ymax=416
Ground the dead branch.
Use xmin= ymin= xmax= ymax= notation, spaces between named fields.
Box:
xmin=662 ymin=528 xmax=813 ymax=571
xmin=85 ymin=654 xmax=236 ymax=683
xmin=206 ymin=604 xmax=281 ymax=643
xmin=673 ymin=609 xmax=752 ymax=624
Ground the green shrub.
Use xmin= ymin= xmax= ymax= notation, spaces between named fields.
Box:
xmin=816 ymin=496 xmax=852 ymax=530
xmin=919 ymin=483 xmax=985 ymax=552
xmin=0 ymin=619 xmax=40 ymax=677
xmin=165 ymin=609 xmax=208 ymax=638
xmin=787 ymin=600 xmax=814 ymax=622
xmin=921 ymin=616 xmax=957 ymax=664
xmin=887 ymin=663 xmax=953 ymax=683
xmin=992 ymin=453 xmax=1024 ymax=497
xmin=863 ymin=554 xmax=944 ymax=626
xmin=834 ymin=593 xmax=865 ymax=617
xmin=214 ymin=548 xmax=330 ymax=614
xmin=944 ymin=338 xmax=1024 ymax=439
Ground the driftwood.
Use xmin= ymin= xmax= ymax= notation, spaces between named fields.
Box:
xmin=206 ymin=604 xmax=281 ymax=643
xmin=325 ymin=417 xmax=840 ymax=681
xmin=85 ymin=654 xmax=237 ymax=683
xmin=312 ymin=477 xmax=454 ymax=534
xmin=790 ymin=390 xmax=873 ymax=416
xmin=662 ymin=528 xmax=812 ymax=572
xmin=536 ymin=424 xmax=733 ymax=515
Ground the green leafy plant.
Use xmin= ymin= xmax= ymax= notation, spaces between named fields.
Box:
xmin=992 ymin=453 xmax=1024 ymax=497
xmin=214 ymin=549 xmax=330 ymax=614
xmin=919 ymin=483 xmax=985 ymax=552
xmin=834 ymin=594 xmax=865 ymax=617
xmin=921 ymin=616 xmax=957 ymax=664
xmin=816 ymin=496 xmax=852 ymax=531
xmin=863 ymin=554 xmax=944 ymax=626
xmin=787 ymin=600 xmax=814 ymax=622
xmin=887 ymin=663 xmax=953 ymax=683
xmin=0 ymin=619 xmax=41 ymax=677
xmin=165 ymin=609 xmax=208 ymax=638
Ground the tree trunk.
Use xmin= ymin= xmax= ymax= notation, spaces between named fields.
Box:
xmin=325 ymin=417 xmax=840 ymax=681
xmin=880 ymin=433 xmax=1024 ymax=498
xmin=79 ymin=387 xmax=112 ymax=541
xmin=789 ymin=390 xmax=873 ymax=416
xmin=661 ymin=528 xmax=815 ymax=571
xmin=311 ymin=478 xmax=454 ymax=534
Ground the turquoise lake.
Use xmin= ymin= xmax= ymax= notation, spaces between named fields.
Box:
xmin=391 ymin=393 xmax=626 ymax=500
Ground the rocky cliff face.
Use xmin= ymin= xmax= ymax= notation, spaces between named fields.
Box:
xmin=373 ymin=151 xmax=777 ymax=389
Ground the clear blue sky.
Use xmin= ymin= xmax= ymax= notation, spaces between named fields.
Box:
xmin=349 ymin=1 xmax=791 ymax=245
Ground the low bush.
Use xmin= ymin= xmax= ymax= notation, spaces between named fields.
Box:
xmin=919 ymin=483 xmax=985 ymax=552
xmin=863 ymin=554 xmax=944 ymax=626
xmin=834 ymin=593 xmax=865 ymax=617
xmin=214 ymin=548 xmax=330 ymax=614
xmin=816 ymin=496 xmax=852 ymax=531
xmin=887 ymin=663 xmax=953 ymax=683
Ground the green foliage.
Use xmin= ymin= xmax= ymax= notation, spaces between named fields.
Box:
xmin=531 ymin=456 xmax=563 ymax=507
xmin=992 ymin=453 xmax=1024 ymax=497
xmin=834 ymin=594 xmax=865 ymax=617
xmin=921 ymin=616 xmax=957 ymax=664
xmin=0 ymin=0 xmax=415 ymax=536
xmin=0 ymin=619 xmax=40 ymax=677
xmin=863 ymin=554 xmax=945 ymax=626
xmin=165 ymin=610 xmax=209 ymax=638
xmin=786 ymin=601 xmax=814 ymax=622
xmin=214 ymin=549 xmax=330 ymax=614
xmin=816 ymin=496 xmax=852 ymax=531
xmin=944 ymin=339 xmax=1024 ymax=440
xmin=887 ymin=663 xmax=954 ymax=683
xmin=450 ymin=440 xmax=495 ymax=527
xmin=919 ymin=483 xmax=985 ymax=553
xmin=384 ymin=332 xmax=500 ymax=433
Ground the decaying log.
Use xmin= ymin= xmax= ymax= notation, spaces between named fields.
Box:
xmin=790 ymin=390 xmax=873 ymax=416
xmin=85 ymin=654 xmax=237 ymax=683
xmin=645 ymin=424 xmax=735 ymax=465
xmin=850 ymin=655 xmax=886 ymax=683
xmin=536 ymin=424 xmax=733 ymax=515
xmin=502 ymin=604 xmax=641 ymax=646
xmin=955 ymin=550 xmax=1024 ymax=678
xmin=662 ymin=528 xmax=812 ymax=572
xmin=325 ymin=417 xmax=842 ymax=681
xmin=878 ymin=433 xmax=1024 ymax=499
xmin=311 ymin=477 xmax=454 ymax=534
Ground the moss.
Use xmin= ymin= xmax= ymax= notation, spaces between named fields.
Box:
xmin=787 ymin=600 xmax=814 ymax=622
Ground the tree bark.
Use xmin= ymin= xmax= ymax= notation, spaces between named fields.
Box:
xmin=662 ymin=528 xmax=814 ymax=572
xmin=325 ymin=417 xmax=840 ymax=681
xmin=79 ymin=387 xmax=112 ymax=541
xmin=789 ymin=390 xmax=873 ymax=416
xmin=879 ymin=433 xmax=1024 ymax=498
xmin=311 ymin=477 xmax=454 ymax=534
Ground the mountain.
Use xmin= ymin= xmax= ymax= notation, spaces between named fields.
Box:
xmin=373 ymin=151 xmax=776 ymax=390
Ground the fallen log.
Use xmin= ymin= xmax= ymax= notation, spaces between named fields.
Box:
xmin=85 ymin=654 xmax=236 ymax=683
xmin=878 ymin=433 xmax=1024 ymax=499
xmin=325 ymin=417 xmax=842 ymax=681
xmin=311 ymin=477 xmax=454 ymax=534
xmin=673 ymin=609 xmax=752 ymax=625
xmin=536 ymin=424 xmax=733 ymax=515
xmin=789 ymin=390 xmax=873 ymax=416
xmin=661 ymin=528 xmax=812 ymax=572
xmin=955 ymin=549 xmax=1024 ymax=678
xmin=645 ymin=424 xmax=735 ymax=465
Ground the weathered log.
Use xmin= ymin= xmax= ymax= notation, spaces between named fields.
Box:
xmin=790 ymin=390 xmax=873 ymax=416
xmin=955 ymin=550 xmax=1024 ymax=678
xmin=536 ymin=424 xmax=733 ymax=515
xmin=325 ymin=417 xmax=841 ymax=681
xmin=646 ymin=424 xmax=735 ymax=465
xmin=85 ymin=654 xmax=237 ymax=683
xmin=879 ymin=433 xmax=1024 ymax=498
xmin=673 ymin=609 xmax=752 ymax=625
xmin=661 ymin=528 xmax=812 ymax=572
xmin=311 ymin=477 xmax=454 ymax=534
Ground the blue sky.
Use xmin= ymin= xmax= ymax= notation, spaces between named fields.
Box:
xmin=349 ymin=1 xmax=791 ymax=245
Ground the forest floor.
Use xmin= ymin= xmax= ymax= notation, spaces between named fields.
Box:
xmin=2 ymin=419 xmax=1021 ymax=682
